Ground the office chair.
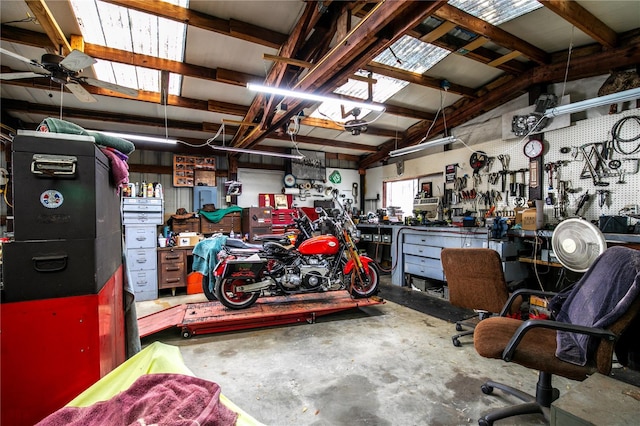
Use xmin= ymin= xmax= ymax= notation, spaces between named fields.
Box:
xmin=441 ymin=248 xmax=514 ymax=347
xmin=473 ymin=246 xmax=640 ymax=425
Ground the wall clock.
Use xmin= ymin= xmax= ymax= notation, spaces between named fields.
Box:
xmin=523 ymin=139 xmax=544 ymax=159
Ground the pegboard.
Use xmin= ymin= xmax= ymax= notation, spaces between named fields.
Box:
xmin=395 ymin=108 xmax=640 ymax=231
xmin=541 ymin=109 xmax=640 ymax=226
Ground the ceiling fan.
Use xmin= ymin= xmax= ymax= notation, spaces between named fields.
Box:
xmin=0 ymin=47 xmax=139 ymax=103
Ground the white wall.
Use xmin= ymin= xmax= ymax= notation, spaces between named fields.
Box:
xmin=236 ymin=167 xmax=362 ymax=211
xmin=365 ymin=75 xmax=640 ymax=226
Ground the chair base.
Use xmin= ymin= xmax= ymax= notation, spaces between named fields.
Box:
xmin=452 ymin=311 xmax=490 ymax=347
xmin=478 ymin=371 xmax=559 ymax=425
xmin=452 ymin=328 xmax=474 ymax=347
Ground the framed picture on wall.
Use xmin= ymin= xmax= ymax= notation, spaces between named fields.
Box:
xmin=421 ymin=182 xmax=432 ymax=197
xmin=291 ymin=150 xmax=326 ymax=181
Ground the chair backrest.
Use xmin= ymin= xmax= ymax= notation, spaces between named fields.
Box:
xmin=552 ymin=246 xmax=640 ymax=369
xmin=441 ymin=248 xmax=509 ymax=313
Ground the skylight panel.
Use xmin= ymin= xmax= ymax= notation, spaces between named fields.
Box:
xmin=70 ymin=0 xmax=187 ymax=96
xmin=448 ymin=0 xmax=543 ymax=26
xmin=375 ymin=35 xmax=450 ymax=75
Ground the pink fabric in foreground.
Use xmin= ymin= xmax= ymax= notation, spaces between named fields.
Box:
xmin=100 ymin=147 xmax=129 ymax=193
xmin=36 ymin=373 xmax=238 ymax=426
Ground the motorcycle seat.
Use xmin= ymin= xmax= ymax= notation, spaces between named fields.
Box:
xmin=225 ymin=238 xmax=263 ymax=250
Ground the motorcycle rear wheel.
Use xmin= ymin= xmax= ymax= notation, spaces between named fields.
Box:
xmin=202 ymin=274 xmax=217 ymax=301
xmin=215 ymin=277 xmax=260 ymax=309
xmin=349 ymin=264 xmax=380 ymax=298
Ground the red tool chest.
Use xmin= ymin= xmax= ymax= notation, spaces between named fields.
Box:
xmin=1 ymin=131 xmax=125 ymax=426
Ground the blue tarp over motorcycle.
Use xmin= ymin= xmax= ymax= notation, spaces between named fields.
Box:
xmin=192 ymin=236 xmax=228 ymax=293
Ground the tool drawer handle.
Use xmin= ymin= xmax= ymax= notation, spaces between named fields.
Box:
xmin=32 ymin=255 xmax=68 ymax=272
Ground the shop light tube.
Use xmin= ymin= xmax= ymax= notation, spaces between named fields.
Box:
xmin=544 ymin=87 xmax=640 ymax=118
xmin=389 ymin=135 xmax=457 ymax=158
xmin=210 ymin=145 xmax=304 ymax=160
xmin=98 ymin=131 xmax=179 ymax=144
xmin=246 ymin=83 xmax=386 ymax=112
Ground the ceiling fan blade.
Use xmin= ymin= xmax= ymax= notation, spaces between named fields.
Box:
xmin=0 ymin=71 xmax=50 ymax=80
xmin=60 ymin=49 xmax=97 ymax=72
xmin=66 ymin=82 xmax=97 ymax=103
xmin=83 ymin=77 xmax=139 ymax=98
xmin=0 ymin=47 xmax=43 ymax=68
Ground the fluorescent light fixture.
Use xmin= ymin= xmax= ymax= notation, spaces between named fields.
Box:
xmin=389 ymin=135 xmax=457 ymax=157
xmin=247 ymin=83 xmax=386 ymax=112
xmin=544 ymin=88 xmax=640 ymax=118
xmin=97 ymin=131 xmax=178 ymax=144
xmin=210 ymin=145 xmax=304 ymax=160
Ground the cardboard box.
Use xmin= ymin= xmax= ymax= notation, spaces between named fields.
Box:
xmin=178 ymin=232 xmax=202 ymax=247
xmin=521 ymin=208 xmax=539 ymax=230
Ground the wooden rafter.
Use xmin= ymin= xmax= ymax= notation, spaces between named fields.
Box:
xmin=101 ymin=0 xmax=287 ymax=49
xmin=24 ymin=0 xmax=71 ymax=55
xmin=360 ymin=37 xmax=640 ymax=168
xmin=434 ymin=4 xmax=549 ymax=65
xmin=541 ymin=0 xmax=618 ymax=48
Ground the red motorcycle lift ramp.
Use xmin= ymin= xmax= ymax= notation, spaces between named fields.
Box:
xmin=138 ymin=291 xmax=385 ymax=338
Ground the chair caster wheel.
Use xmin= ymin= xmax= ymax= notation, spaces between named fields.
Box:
xmin=452 ymin=337 xmax=461 ymax=347
xmin=455 ymin=323 xmax=463 ymax=331
xmin=481 ymin=384 xmax=494 ymax=395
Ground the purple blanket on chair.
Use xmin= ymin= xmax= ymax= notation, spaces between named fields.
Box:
xmin=551 ymin=246 xmax=640 ymax=366
xmin=37 ymin=373 xmax=238 ymax=426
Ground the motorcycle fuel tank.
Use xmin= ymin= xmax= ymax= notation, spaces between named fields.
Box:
xmin=298 ymin=235 xmax=340 ymax=256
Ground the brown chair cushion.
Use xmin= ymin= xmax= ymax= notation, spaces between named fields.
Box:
xmin=474 ymin=317 xmax=597 ymax=381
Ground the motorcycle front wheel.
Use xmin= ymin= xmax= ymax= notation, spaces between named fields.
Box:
xmin=215 ymin=277 xmax=260 ymax=309
xmin=348 ymin=264 xmax=380 ymax=298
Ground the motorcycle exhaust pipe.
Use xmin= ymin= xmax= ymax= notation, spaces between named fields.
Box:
xmin=236 ymin=278 xmax=272 ymax=293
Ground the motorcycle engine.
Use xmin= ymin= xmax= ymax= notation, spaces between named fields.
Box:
xmin=300 ymin=256 xmax=331 ymax=290
xmin=273 ymin=256 xmax=330 ymax=290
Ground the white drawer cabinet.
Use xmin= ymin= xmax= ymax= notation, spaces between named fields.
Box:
xmin=122 ymin=197 xmax=163 ymax=301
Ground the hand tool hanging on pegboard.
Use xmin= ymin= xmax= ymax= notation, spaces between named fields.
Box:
xmin=580 ymin=145 xmax=610 ymax=186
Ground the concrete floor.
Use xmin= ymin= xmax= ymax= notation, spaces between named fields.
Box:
xmin=136 ymin=277 xmax=577 ymax=426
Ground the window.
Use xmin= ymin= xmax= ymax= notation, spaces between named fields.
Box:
xmin=384 ymin=178 xmax=418 ymax=220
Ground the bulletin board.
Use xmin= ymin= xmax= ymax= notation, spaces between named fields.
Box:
xmin=173 ymin=155 xmax=215 ymax=187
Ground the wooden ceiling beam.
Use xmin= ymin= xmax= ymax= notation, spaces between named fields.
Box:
xmin=101 ymin=0 xmax=287 ymax=49
xmin=365 ymin=62 xmax=476 ymax=98
xmin=232 ymin=2 xmax=321 ymax=146
xmin=237 ymin=1 xmax=450 ymax=150
xmin=541 ymin=0 xmax=618 ymax=48
xmin=0 ymin=24 xmax=452 ymax=125
xmin=419 ymin=21 xmax=456 ymax=43
xmin=434 ymin=4 xmax=549 ymax=65
xmin=359 ymin=37 xmax=640 ymax=168
xmin=24 ymin=0 xmax=71 ymax=55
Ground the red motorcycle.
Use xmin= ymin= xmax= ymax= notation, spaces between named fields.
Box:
xmin=210 ymin=201 xmax=379 ymax=310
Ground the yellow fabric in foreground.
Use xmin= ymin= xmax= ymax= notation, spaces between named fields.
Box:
xmin=68 ymin=341 xmax=262 ymax=426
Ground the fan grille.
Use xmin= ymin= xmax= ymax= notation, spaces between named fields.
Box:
xmin=551 ymin=218 xmax=606 ymax=272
